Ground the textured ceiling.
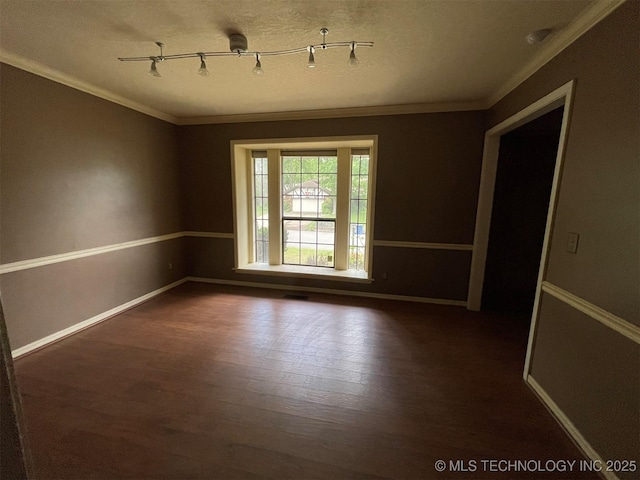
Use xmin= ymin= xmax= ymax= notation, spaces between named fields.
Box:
xmin=0 ymin=0 xmax=597 ymax=120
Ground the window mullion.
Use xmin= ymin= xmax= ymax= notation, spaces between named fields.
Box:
xmin=267 ymin=149 xmax=282 ymax=265
xmin=335 ymin=147 xmax=350 ymax=270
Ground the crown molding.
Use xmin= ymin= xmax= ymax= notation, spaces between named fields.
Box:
xmin=486 ymin=0 xmax=626 ymax=108
xmin=0 ymin=50 xmax=483 ymax=124
xmin=0 ymin=49 xmax=178 ymax=124
xmin=176 ymin=101 xmax=487 ymax=125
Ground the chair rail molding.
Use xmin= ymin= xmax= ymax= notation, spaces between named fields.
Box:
xmin=541 ymin=281 xmax=640 ymax=344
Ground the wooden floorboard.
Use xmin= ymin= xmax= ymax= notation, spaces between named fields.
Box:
xmin=14 ymin=282 xmax=597 ymax=479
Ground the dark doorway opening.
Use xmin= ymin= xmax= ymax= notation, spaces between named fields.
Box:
xmin=482 ymin=106 xmax=564 ymax=313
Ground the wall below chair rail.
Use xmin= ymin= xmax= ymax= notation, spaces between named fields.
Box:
xmin=0 ymin=63 xmax=184 ymax=351
xmin=531 ymin=293 xmax=639 ymax=466
xmin=2 ymin=239 xmax=186 ymax=351
xmin=184 ymin=236 xmax=472 ymax=303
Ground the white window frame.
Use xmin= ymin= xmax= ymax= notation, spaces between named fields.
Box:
xmin=230 ymin=136 xmax=378 ymax=283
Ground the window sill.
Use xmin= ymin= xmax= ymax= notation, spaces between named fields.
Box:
xmin=235 ymin=264 xmax=373 ymax=283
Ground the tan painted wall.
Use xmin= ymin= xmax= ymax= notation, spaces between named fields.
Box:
xmin=489 ymin=1 xmax=639 ymax=323
xmin=489 ymin=1 xmax=639 ymax=474
xmin=532 ymin=294 xmax=639 ymax=467
xmin=178 ymin=112 xmax=486 ymax=300
xmin=0 ymin=62 xmax=484 ymax=350
xmin=0 ymin=64 xmax=185 ymax=350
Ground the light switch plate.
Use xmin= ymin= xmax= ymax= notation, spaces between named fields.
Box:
xmin=566 ymin=232 xmax=579 ymax=253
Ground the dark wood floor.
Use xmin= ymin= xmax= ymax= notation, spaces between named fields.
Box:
xmin=14 ymin=282 xmax=596 ymax=479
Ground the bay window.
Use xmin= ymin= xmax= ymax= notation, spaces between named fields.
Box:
xmin=231 ymin=137 xmax=377 ymax=282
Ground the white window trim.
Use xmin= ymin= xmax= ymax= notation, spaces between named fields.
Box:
xmin=230 ymin=135 xmax=378 ymax=283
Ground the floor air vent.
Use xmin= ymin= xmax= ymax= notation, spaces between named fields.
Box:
xmin=283 ymin=294 xmax=309 ymax=301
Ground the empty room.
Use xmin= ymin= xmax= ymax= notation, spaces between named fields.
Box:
xmin=1 ymin=1 xmax=638 ymax=479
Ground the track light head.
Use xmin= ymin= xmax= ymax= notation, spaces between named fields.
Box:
xmin=307 ymin=46 xmax=316 ymax=69
xmin=348 ymin=43 xmax=359 ymax=66
xmin=197 ymin=53 xmax=209 ymax=76
xmin=198 ymin=60 xmax=209 ymax=76
xmin=148 ymin=59 xmax=161 ymax=77
xmin=253 ymin=54 xmax=264 ymax=76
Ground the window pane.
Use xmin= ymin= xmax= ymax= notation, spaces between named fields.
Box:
xmin=302 ymin=157 xmax=318 ymax=174
xmin=283 ymin=246 xmax=299 ymax=264
xmin=290 ymin=196 xmax=302 ymax=216
xmin=256 ymin=219 xmax=268 ymax=263
xmin=358 ymin=199 xmax=368 ymax=218
xmin=304 ymin=219 xmax=317 ymax=235
xmin=352 ymin=156 xmax=361 ymax=176
xmin=254 ymin=157 xmax=265 ymax=174
xmin=255 ymin=177 xmax=263 ymax=198
xmin=256 ymin=219 xmax=267 ymax=237
xmin=255 ymin=198 xmax=266 ymax=217
xmin=319 ymin=247 xmax=335 ymax=267
xmin=282 ymin=155 xmax=337 ymax=268
xmin=282 ymin=194 xmax=292 ymax=215
xmin=282 ymin=217 xmax=335 ymax=268
xmin=350 ymin=199 xmax=360 ymax=223
xmin=358 ymin=176 xmax=368 ymax=200
xmin=282 ymin=172 xmax=298 ymax=191
xmin=359 ymin=157 xmax=369 ymax=175
xmin=283 ymin=219 xmax=301 ymax=264
xmin=305 ymin=197 xmax=320 ymax=218
xmin=254 ymin=157 xmax=269 ymax=264
xmin=282 ymin=157 xmax=301 ymax=173
xmin=319 ymin=156 xmax=338 ymax=173
xmin=349 ymin=246 xmax=364 ymax=271
xmin=349 ymin=155 xmax=369 ymax=271
xmin=317 ymin=221 xmax=335 ymax=245
xmin=301 ymin=243 xmax=317 ymax=265
xmin=319 ymin=173 xmax=337 ymax=193
xmin=320 ymin=195 xmax=336 ymax=219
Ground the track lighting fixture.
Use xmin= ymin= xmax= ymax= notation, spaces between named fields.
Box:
xmin=119 ymin=28 xmax=373 ymax=77
xmin=197 ymin=53 xmax=209 ymax=76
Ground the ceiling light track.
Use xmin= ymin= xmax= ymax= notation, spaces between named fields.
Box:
xmin=118 ymin=28 xmax=373 ymax=77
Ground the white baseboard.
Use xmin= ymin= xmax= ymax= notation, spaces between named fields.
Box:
xmin=11 ymin=278 xmax=188 ymax=359
xmin=527 ymin=375 xmax=616 ymax=480
xmin=187 ymin=276 xmax=467 ymax=307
